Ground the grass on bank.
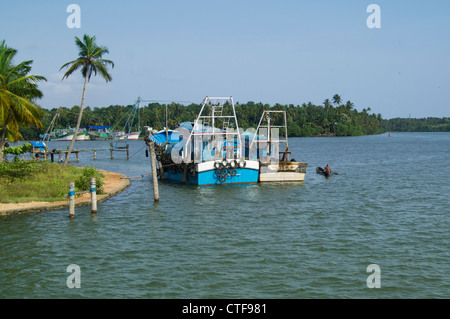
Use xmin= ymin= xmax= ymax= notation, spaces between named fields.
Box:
xmin=0 ymin=160 xmax=104 ymax=204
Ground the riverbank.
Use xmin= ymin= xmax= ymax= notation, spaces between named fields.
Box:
xmin=0 ymin=170 xmax=130 ymax=216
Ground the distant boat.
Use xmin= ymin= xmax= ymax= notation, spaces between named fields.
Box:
xmin=41 ymin=129 xmax=90 ymax=141
xmin=88 ymin=125 xmax=114 ymax=140
xmin=119 ymin=131 xmax=141 ymax=140
xmin=52 ymin=133 xmax=73 ymax=141
xmin=53 ymin=131 xmax=90 ymax=141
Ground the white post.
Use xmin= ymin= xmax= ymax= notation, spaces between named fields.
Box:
xmin=148 ymin=141 xmax=160 ymax=202
xmin=69 ymin=182 xmax=75 ymax=218
xmin=90 ymin=177 xmax=97 ymax=214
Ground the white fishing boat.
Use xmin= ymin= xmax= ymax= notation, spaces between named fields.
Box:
xmin=51 ymin=130 xmax=90 ymax=141
xmin=40 ymin=109 xmax=90 ymax=142
xmin=119 ymin=131 xmax=141 ymax=140
xmin=250 ymin=110 xmax=307 ymax=182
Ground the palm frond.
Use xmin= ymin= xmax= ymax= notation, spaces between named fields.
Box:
xmin=60 ymin=59 xmax=85 ymax=80
xmin=61 ymin=34 xmax=113 ymax=82
xmin=0 ymin=41 xmax=44 ymax=147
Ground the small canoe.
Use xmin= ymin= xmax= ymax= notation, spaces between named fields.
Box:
xmin=316 ymin=167 xmax=330 ymax=177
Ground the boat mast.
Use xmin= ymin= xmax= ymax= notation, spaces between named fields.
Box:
xmin=42 ymin=107 xmax=61 ymax=144
xmin=251 ymin=110 xmax=289 ymax=161
xmin=185 ymin=96 xmax=241 ymax=161
xmin=113 ymin=97 xmax=140 ymax=147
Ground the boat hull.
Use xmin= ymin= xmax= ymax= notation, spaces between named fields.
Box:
xmin=259 ymin=162 xmax=308 ymax=182
xmin=52 ymin=134 xmax=74 ymax=141
xmin=119 ymin=132 xmax=141 ymax=140
xmin=88 ymin=133 xmax=112 ymax=141
xmin=163 ymin=160 xmax=259 ymax=185
xmin=51 ymin=132 xmax=90 ymax=141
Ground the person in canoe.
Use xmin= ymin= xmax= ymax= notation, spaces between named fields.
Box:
xmin=324 ymin=164 xmax=331 ymax=175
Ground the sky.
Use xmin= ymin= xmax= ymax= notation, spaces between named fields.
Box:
xmin=1 ymin=0 xmax=449 ymax=119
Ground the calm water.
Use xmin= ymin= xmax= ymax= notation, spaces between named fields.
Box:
xmin=0 ymin=133 xmax=449 ymax=299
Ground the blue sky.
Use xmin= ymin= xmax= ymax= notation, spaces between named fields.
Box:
xmin=1 ymin=0 xmax=449 ymax=119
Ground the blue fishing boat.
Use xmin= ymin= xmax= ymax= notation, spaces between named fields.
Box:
xmin=145 ymin=96 xmax=260 ymax=185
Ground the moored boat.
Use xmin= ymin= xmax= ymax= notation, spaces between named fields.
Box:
xmin=119 ymin=131 xmax=141 ymax=140
xmin=41 ymin=128 xmax=90 ymax=141
xmin=250 ymin=110 xmax=308 ymax=182
xmin=52 ymin=130 xmax=90 ymax=141
xmin=88 ymin=125 xmax=114 ymax=140
xmin=146 ymin=96 xmax=259 ymax=186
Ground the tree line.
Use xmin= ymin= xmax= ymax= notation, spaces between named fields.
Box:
xmin=383 ymin=117 xmax=450 ymax=132
xmin=19 ymin=94 xmax=386 ymax=140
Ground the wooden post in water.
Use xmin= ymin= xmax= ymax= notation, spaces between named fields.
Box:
xmin=75 ymin=151 xmax=79 ymax=162
xmin=90 ymin=178 xmax=97 ymax=214
xmin=182 ymin=164 xmax=188 ymax=183
xmin=93 ymin=150 xmax=97 ymax=160
xmin=69 ymin=182 xmax=75 ymax=218
xmin=110 ymin=143 xmax=114 ymax=160
xmin=147 ymin=141 xmax=159 ymax=202
xmin=158 ymin=159 xmax=164 ymax=180
xmin=58 ymin=151 xmax=62 ymax=162
xmin=126 ymin=144 xmax=130 ymax=159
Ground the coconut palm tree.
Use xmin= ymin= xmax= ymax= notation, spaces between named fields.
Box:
xmin=332 ymin=94 xmax=342 ymax=106
xmin=60 ymin=34 xmax=114 ymax=168
xmin=345 ymin=100 xmax=354 ymax=112
xmin=0 ymin=40 xmax=46 ymax=161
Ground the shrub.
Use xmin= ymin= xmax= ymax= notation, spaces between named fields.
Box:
xmin=0 ymin=159 xmax=40 ymax=182
xmin=75 ymin=165 xmax=104 ymax=194
xmin=0 ymin=162 xmax=105 ymax=203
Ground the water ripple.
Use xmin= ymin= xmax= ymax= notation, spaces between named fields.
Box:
xmin=1 ymin=134 xmax=449 ymax=298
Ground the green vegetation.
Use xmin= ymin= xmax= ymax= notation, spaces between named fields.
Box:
xmin=21 ymin=96 xmax=385 ymax=139
xmin=74 ymin=165 xmax=104 ymax=194
xmin=59 ymin=34 xmax=114 ymax=168
xmin=0 ymin=161 xmax=104 ymax=204
xmin=2 ymin=142 xmax=32 ymax=158
xmin=0 ymin=40 xmax=46 ymax=161
xmin=383 ymin=117 xmax=450 ymax=132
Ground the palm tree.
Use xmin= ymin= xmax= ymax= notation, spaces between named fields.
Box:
xmin=60 ymin=34 xmax=114 ymax=168
xmin=332 ymin=94 xmax=342 ymax=106
xmin=345 ymin=100 xmax=354 ymax=111
xmin=0 ymin=40 xmax=46 ymax=161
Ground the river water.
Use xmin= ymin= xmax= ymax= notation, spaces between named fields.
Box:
xmin=0 ymin=132 xmax=449 ymax=299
